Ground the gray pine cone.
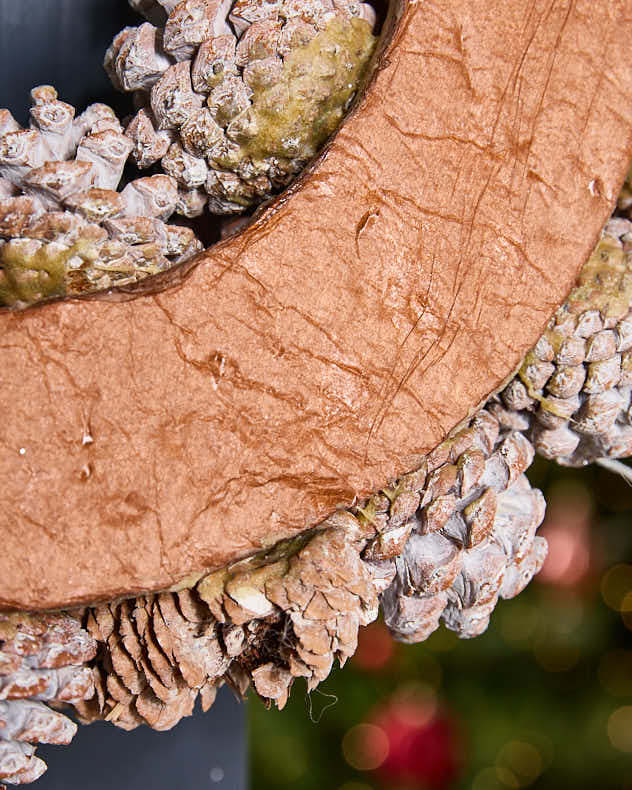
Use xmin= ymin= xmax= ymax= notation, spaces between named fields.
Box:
xmin=367 ymin=412 xmax=546 ymax=642
xmin=0 ymin=86 xmax=201 ymax=309
xmin=0 ymin=612 xmax=96 ymax=786
xmin=497 ymin=217 xmax=632 ymax=467
xmin=107 ymin=0 xmax=377 ymax=215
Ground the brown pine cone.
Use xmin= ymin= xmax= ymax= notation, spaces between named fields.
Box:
xmin=74 ymin=512 xmax=381 ymax=726
xmin=76 ymin=594 xmax=225 ymax=731
xmin=107 ymin=0 xmax=377 ymax=215
xmin=497 ymin=217 xmax=632 ymax=467
xmin=0 ymin=86 xmax=201 ymax=309
xmin=0 ymin=612 xmax=96 ymax=786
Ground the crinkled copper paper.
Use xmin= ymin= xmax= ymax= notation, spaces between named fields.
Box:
xmin=2 ymin=0 xmax=632 ymax=609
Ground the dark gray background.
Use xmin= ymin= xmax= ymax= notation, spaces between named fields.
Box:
xmin=37 ymin=689 xmax=247 ymax=790
xmin=0 ymin=0 xmax=137 ymax=124
xmin=0 ymin=1 xmax=247 ymax=787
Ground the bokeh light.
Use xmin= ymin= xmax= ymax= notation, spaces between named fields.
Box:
xmin=368 ymin=692 xmax=460 ymax=789
xmin=342 ymin=724 xmax=389 ymax=771
xmin=607 ymin=707 xmax=632 ymax=753
xmin=601 ymin=564 xmax=632 ymax=611
xmin=495 ymin=740 xmax=543 ymax=787
xmin=538 ymin=480 xmax=592 ymax=588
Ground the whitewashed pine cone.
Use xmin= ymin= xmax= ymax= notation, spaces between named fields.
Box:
xmin=0 ymin=87 xmax=201 ymax=308
xmin=0 ymin=612 xmax=96 ymax=786
xmin=108 ymin=0 xmax=377 ymax=215
xmin=497 ymin=217 xmax=632 ymax=467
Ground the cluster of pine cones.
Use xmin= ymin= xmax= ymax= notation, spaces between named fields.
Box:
xmin=4 ymin=214 xmax=632 ymax=785
xmin=0 ymin=0 xmax=377 ymax=308
xmin=0 ymin=86 xmax=202 ymax=307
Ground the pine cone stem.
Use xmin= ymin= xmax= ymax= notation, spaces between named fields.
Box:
xmin=595 ymin=456 xmax=632 ymax=483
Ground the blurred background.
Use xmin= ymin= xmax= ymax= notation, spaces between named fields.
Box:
xmin=250 ymin=458 xmax=632 ymax=790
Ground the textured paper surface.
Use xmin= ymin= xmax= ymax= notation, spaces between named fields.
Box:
xmin=1 ymin=0 xmax=632 ymax=609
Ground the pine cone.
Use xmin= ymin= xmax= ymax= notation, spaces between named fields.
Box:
xmin=366 ymin=412 xmax=546 ymax=642
xmin=107 ymin=0 xmax=377 ymax=215
xmin=0 ymin=612 xmax=96 ymax=786
xmin=0 ymin=86 xmax=202 ymax=309
xmin=497 ymin=217 xmax=632 ymax=467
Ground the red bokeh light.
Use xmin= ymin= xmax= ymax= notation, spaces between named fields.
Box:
xmin=537 ymin=483 xmax=592 ymax=588
xmin=367 ymin=696 xmax=461 ymax=789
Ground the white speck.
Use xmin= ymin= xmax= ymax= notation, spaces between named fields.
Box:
xmin=209 ymin=766 xmax=224 ymax=783
xmin=82 ymin=432 xmax=94 ymax=446
xmin=18 ymin=447 xmax=25 ymax=456
xmin=589 ymin=179 xmax=599 ymax=197
xmin=80 ymin=464 xmax=92 ymax=480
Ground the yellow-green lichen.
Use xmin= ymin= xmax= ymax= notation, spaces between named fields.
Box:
xmin=517 ymin=350 xmax=568 ymax=417
xmin=0 ymin=240 xmax=97 ymax=308
xmin=217 ymin=16 xmax=376 ymax=169
xmin=568 ymin=235 xmax=632 ymax=320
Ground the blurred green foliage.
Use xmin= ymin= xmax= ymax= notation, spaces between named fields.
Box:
xmin=250 ymin=459 xmax=632 ymax=789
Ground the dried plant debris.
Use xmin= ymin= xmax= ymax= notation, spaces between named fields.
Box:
xmin=70 ymin=404 xmax=546 ymax=732
xmin=498 ymin=217 xmax=632 ymax=466
xmin=0 ymin=87 xmax=202 ymax=309
xmin=0 ymin=612 xmax=96 ymax=786
xmin=108 ymin=0 xmax=377 ymax=215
